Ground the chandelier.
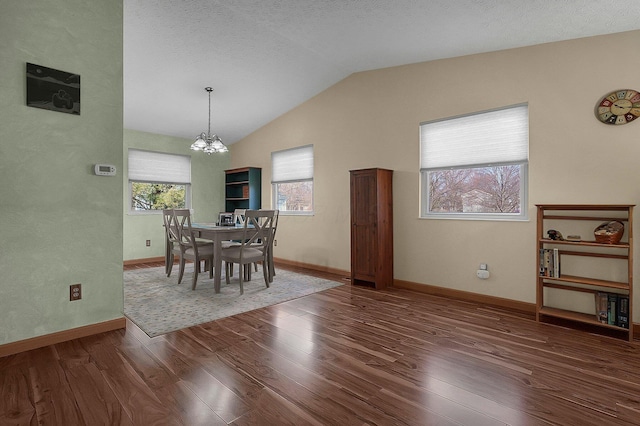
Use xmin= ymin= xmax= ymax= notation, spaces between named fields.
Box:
xmin=190 ymin=87 xmax=228 ymax=154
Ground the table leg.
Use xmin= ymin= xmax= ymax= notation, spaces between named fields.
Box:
xmin=214 ymin=235 xmax=222 ymax=293
xmin=165 ymin=236 xmax=170 ymax=275
xmin=268 ymin=242 xmax=274 ymax=282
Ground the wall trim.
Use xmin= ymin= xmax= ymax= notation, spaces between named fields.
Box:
xmin=124 ymin=256 xmax=165 ymax=266
xmin=393 ymin=278 xmax=536 ymax=315
xmin=0 ymin=317 xmax=126 ymax=358
xmin=273 ymin=257 xmax=350 ymax=279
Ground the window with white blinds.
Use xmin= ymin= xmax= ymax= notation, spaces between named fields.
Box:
xmin=128 ymin=149 xmax=191 ymax=184
xmin=271 ymin=145 xmax=314 ymax=215
xmin=271 ymin=145 xmax=314 ymax=183
xmin=420 ymin=104 xmax=529 ymax=220
xmin=127 ymin=149 xmax=192 ymax=213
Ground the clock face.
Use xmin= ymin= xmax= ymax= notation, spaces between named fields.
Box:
xmin=596 ymin=89 xmax=640 ymax=125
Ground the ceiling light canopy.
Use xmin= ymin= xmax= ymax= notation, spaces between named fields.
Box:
xmin=191 ymin=87 xmax=228 ymax=154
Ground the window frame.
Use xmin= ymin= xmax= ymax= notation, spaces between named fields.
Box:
xmin=127 ymin=149 xmax=192 ymax=215
xmin=420 ymin=104 xmax=529 ymax=221
xmin=271 ymin=145 xmax=314 ymax=216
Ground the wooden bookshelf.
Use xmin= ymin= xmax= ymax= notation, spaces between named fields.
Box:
xmin=536 ymin=204 xmax=634 ymax=341
xmin=224 ymin=167 xmax=261 ymax=212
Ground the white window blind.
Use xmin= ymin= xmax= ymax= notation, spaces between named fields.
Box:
xmin=128 ymin=149 xmax=191 ymax=184
xmin=271 ymin=145 xmax=314 ymax=183
xmin=420 ymin=104 xmax=529 ymax=170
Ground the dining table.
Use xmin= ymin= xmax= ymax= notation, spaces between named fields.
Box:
xmin=190 ymin=223 xmax=273 ymax=293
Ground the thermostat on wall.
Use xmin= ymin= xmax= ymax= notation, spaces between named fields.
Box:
xmin=94 ymin=164 xmax=116 ymax=176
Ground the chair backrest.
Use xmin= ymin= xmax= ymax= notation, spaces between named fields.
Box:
xmin=163 ymin=209 xmax=178 ymax=242
xmin=172 ymin=209 xmax=196 ymax=249
xmin=240 ymin=210 xmax=275 ymax=251
xmin=233 ymin=208 xmax=247 ymax=226
xmin=271 ymin=209 xmax=279 ymax=240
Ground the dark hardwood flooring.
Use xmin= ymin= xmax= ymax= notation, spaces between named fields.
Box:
xmin=2 ymin=263 xmax=640 ymax=425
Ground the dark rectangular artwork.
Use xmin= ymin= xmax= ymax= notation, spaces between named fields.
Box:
xmin=26 ymin=63 xmax=80 ymax=115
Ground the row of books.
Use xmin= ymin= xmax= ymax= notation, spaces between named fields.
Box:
xmin=595 ymin=292 xmax=629 ymax=329
xmin=539 ymin=248 xmax=559 ymax=278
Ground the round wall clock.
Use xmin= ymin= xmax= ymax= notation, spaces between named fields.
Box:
xmin=596 ymin=89 xmax=640 ymax=125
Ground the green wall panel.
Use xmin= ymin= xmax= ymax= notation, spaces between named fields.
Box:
xmin=0 ymin=0 xmax=124 ymax=344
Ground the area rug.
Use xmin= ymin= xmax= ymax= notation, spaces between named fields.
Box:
xmin=124 ymin=265 xmax=343 ymax=337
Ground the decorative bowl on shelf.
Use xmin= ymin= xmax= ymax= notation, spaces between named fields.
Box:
xmin=594 ymin=221 xmax=624 ymax=244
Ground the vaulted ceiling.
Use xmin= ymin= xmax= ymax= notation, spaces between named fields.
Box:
xmin=124 ymin=0 xmax=640 ymax=145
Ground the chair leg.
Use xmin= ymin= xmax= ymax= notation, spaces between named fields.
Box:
xmin=225 ymin=261 xmax=231 ymax=284
xmin=238 ymin=264 xmax=244 ymax=295
xmin=165 ymin=242 xmax=171 ymax=275
xmin=263 ymin=258 xmax=270 ymax=288
xmin=191 ymin=257 xmax=200 ymax=290
xmin=167 ymin=254 xmax=174 ymax=277
xmin=268 ymin=249 xmax=275 ymax=282
xmin=177 ymin=256 xmax=185 ymax=284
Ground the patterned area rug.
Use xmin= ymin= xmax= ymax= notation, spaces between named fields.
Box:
xmin=124 ymin=265 xmax=343 ymax=337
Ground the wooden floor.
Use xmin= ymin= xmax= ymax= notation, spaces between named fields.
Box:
xmin=2 ymin=265 xmax=640 ymax=425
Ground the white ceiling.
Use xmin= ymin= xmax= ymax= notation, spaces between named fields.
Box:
xmin=124 ymin=0 xmax=640 ymax=145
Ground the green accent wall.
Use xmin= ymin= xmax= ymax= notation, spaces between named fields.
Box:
xmin=123 ymin=129 xmax=228 ymax=261
xmin=0 ymin=1 xmax=124 ymax=344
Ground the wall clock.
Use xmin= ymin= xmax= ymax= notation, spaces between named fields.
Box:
xmin=596 ymin=89 xmax=640 ymax=125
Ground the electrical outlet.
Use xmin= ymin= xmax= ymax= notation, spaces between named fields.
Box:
xmin=70 ymin=284 xmax=82 ymax=301
xmin=146 ymin=239 xmax=151 ymax=247
xmin=274 ymin=239 xmax=277 ymax=247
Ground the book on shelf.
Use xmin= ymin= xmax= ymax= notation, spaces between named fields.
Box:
xmin=595 ymin=292 xmax=609 ymax=324
xmin=608 ymin=293 xmax=617 ymax=325
xmin=539 ymin=249 xmax=547 ymax=276
xmin=594 ymin=291 xmax=630 ymax=328
xmin=617 ymin=296 xmax=630 ymax=329
xmin=539 ymin=248 xmax=560 ymax=278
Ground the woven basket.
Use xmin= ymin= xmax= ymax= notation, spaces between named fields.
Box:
xmin=594 ymin=221 xmax=624 ymax=244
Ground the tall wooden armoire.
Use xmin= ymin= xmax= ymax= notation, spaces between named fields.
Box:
xmin=350 ymin=168 xmax=393 ymax=289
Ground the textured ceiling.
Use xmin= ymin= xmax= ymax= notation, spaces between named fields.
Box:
xmin=124 ymin=0 xmax=640 ymax=145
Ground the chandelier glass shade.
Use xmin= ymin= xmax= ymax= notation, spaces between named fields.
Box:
xmin=191 ymin=87 xmax=228 ymax=154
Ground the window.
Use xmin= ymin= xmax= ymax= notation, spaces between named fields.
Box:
xmin=420 ymin=104 xmax=529 ymax=220
xmin=271 ymin=145 xmax=314 ymax=215
xmin=128 ymin=149 xmax=191 ymax=213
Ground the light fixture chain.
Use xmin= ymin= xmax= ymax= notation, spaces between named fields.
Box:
xmin=208 ymin=88 xmax=212 ymax=136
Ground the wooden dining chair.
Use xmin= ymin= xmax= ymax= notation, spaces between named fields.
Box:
xmin=162 ymin=209 xmax=178 ymax=277
xmin=233 ymin=208 xmax=246 ymax=225
xmin=173 ymin=209 xmax=214 ymax=290
xmin=225 ymin=208 xmax=247 ymax=277
xmin=220 ymin=209 xmax=275 ymax=295
xmin=266 ymin=209 xmax=279 ymax=282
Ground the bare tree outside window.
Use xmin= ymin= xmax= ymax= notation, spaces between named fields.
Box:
xmin=428 ymin=165 xmax=521 ymax=214
xmin=274 ymin=181 xmax=313 ymax=212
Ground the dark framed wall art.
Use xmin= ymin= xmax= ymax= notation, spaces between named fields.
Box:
xmin=26 ymin=63 xmax=80 ymax=115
